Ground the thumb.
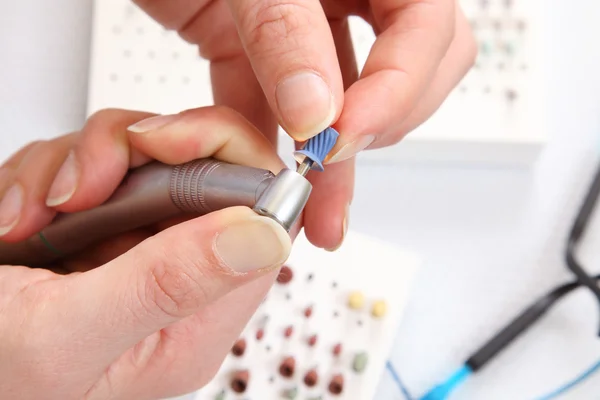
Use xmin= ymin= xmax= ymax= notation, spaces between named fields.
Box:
xmin=225 ymin=0 xmax=344 ymax=140
xmin=53 ymin=206 xmax=291 ymax=364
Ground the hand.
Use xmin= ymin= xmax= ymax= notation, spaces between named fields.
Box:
xmin=134 ymin=0 xmax=476 ymax=250
xmin=0 ymin=107 xmax=293 ymax=399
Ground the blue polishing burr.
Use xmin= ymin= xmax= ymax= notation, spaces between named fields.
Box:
xmin=293 ymin=127 xmax=340 ymax=172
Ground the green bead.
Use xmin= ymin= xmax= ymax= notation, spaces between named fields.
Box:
xmin=352 ymin=352 xmax=369 ymax=373
xmin=505 ymin=42 xmax=515 ymax=55
xmin=283 ymin=386 xmax=298 ymax=399
xmin=480 ymin=42 xmax=491 ymax=55
xmin=215 ymin=390 xmax=226 ymax=400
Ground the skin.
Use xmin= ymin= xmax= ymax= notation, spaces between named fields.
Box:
xmin=133 ymin=0 xmax=477 ymax=251
xmin=0 ymin=107 xmax=298 ymax=399
xmin=0 ymin=2 xmax=475 ymax=397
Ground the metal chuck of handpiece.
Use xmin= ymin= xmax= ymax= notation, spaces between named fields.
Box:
xmin=252 ymin=127 xmax=340 ymax=230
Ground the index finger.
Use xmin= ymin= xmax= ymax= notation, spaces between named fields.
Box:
xmin=326 ymin=0 xmax=456 ymax=163
xmin=225 ymin=0 xmax=344 ymax=141
xmin=53 ymin=106 xmax=285 ymax=214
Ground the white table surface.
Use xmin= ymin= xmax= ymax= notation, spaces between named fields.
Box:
xmin=2 ymin=1 xmax=600 ymax=399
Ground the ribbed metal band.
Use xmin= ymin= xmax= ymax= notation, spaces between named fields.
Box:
xmin=170 ymin=159 xmax=219 ymax=213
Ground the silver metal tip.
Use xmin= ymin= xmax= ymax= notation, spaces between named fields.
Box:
xmin=296 ymin=159 xmax=313 ymax=177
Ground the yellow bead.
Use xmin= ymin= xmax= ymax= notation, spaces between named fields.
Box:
xmin=371 ymin=300 xmax=387 ymax=318
xmin=347 ymin=291 xmax=364 ymax=310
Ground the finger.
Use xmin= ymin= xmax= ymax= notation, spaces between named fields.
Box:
xmin=61 ymin=230 xmax=151 ymax=272
xmin=225 ymin=0 xmax=344 ymax=140
xmin=0 ymin=140 xmax=41 ymax=171
xmin=0 ymin=135 xmax=76 ymax=241
xmin=302 ymin=18 xmax=356 ymax=250
xmin=50 ymin=106 xmax=285 ymax=215
xmin=127 ymin=106 xmax=284 ymax=173
xmin=326 ymin=0 xmax=456 ymax=163
xmin=167 ymin=0 xmax=281 ymax=144
xmin=391 ymin=6 xmax=477 ymax=136
xmin=38 ymin=207 xmax=291 ymax=369
xmin=211 ymin=55 xmax=280 ymax=145
xmin=44 ymin=109 xmax=155 ymax=211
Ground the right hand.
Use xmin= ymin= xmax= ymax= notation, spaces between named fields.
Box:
xmin=0 ymin=107 xmax=292 ymax=399
xmin=134 ymin=0 xmax=476 ymax=251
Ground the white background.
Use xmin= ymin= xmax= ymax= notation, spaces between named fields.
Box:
xmin=1 ymin=0 xmax=600 ymax=399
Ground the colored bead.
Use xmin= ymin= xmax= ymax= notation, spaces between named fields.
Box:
xmin=304 ymin=306 xmax=313 ymax=318
xmin=333 ymin=343 xmax=342 ymax=356
xmin=328 ymin=374 xmax=344 ymax=395
xmin=352 ymin=352 xmax=368 ymax=373
xmin=304 ymin=369 xmax=318 ymax=387
xmin=277 ymin=266 xmax=293 ymax=284
xmin=283 ymin=386 xmax=298 ymax=399
xmin=506 ymin=89 xmax=517 ymax=102
xmin=232 ymin=338 xmax=246 ymax=357
xmin=480 ymin=42 xmax=491 ymax=56
xmin=308 ymin=334 xmax=318 ymax=347
xmin=215 ymin=390 xmax=226 ymax=400
xmin=371 ymin=300 xmax=387 ymax=318
xmin=256 ymin=329 xmax=264 ymax=341
xmin=348 ymin=291 xmax=364 ymax=310
xmin=231 ymin=370 xmax=249 ymax=393
xmin=284 ymin=325 xmax=294 ymax=338
xmin=279 ymin=356 xmax=296 ymax=378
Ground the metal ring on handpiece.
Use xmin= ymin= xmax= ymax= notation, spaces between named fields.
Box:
xmin=252 ymin=168 xmax=312 ymax=232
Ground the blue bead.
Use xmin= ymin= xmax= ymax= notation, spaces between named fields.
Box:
xmin=293 ymin=127 xmax=339 ymax=172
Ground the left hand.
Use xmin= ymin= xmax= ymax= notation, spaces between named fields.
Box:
xmin=0 ymin=107 xmax=293 ymax=399
xmin=134 ymin=0 xmax=477 ymax=250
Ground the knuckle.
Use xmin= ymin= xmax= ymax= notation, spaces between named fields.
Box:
xmin=86 ymin=108 xmax=124 ymax=128
xmin=84 ymin=108 xmax=141 ymax=141
xmin=141 ymin=242 xmax=214 ymax=319
xmin=244 ymin=2 xmax=311 ymax=54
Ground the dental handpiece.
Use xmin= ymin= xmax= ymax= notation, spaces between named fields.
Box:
xmin=0 ymin=127 xmax=339 ymax=268
xmin=0 ymin=158 xmax=312 ymax=267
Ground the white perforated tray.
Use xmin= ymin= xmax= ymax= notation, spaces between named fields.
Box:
xmin=164 ymin=229 xmax=421 ymax=400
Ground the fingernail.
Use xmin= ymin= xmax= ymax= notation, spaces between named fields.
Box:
xmin=214 ymin=216 xmax=291 ymax=273
xmin=46 ymin=152 xmax=79 ymax=207
xmin=325 ymin=135 xmax=375 ymax=164
xmin=127 ymin=114 xmax=179 ymax=133
xmin=326 ymin=203 xmax=349 ymax=252
xmin=276 ymin=71 xmax=335 ymax=140
xmin=0 ymin=184 xmax=23 ymax=236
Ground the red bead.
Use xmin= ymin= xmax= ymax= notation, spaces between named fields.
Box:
xmin=304 ymin=306 xmax=313 ymax=318
xmin=333 ymin=343 xmax=342 ymax=356
xmin=231 ymin=338 xmax=246 ymax=357
xmin=279 ymin=356 xmax=295 ymax=378
xmin=303 ymin=369 xmax=318 ymax=387
xmin=256 ymin=329 xmax=264 ymax=341
xmin=328 ymin=374 xmax=344 ymax=395
xmin=284 ymin=325 xmax=293 ymax=338
xmin=276 ymin=266 xmax=293 ymax=284
xmin=308 ymin=334 xmax=317 ymax=347
xmin=231 ymin=370 xmax=250 ymax=393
